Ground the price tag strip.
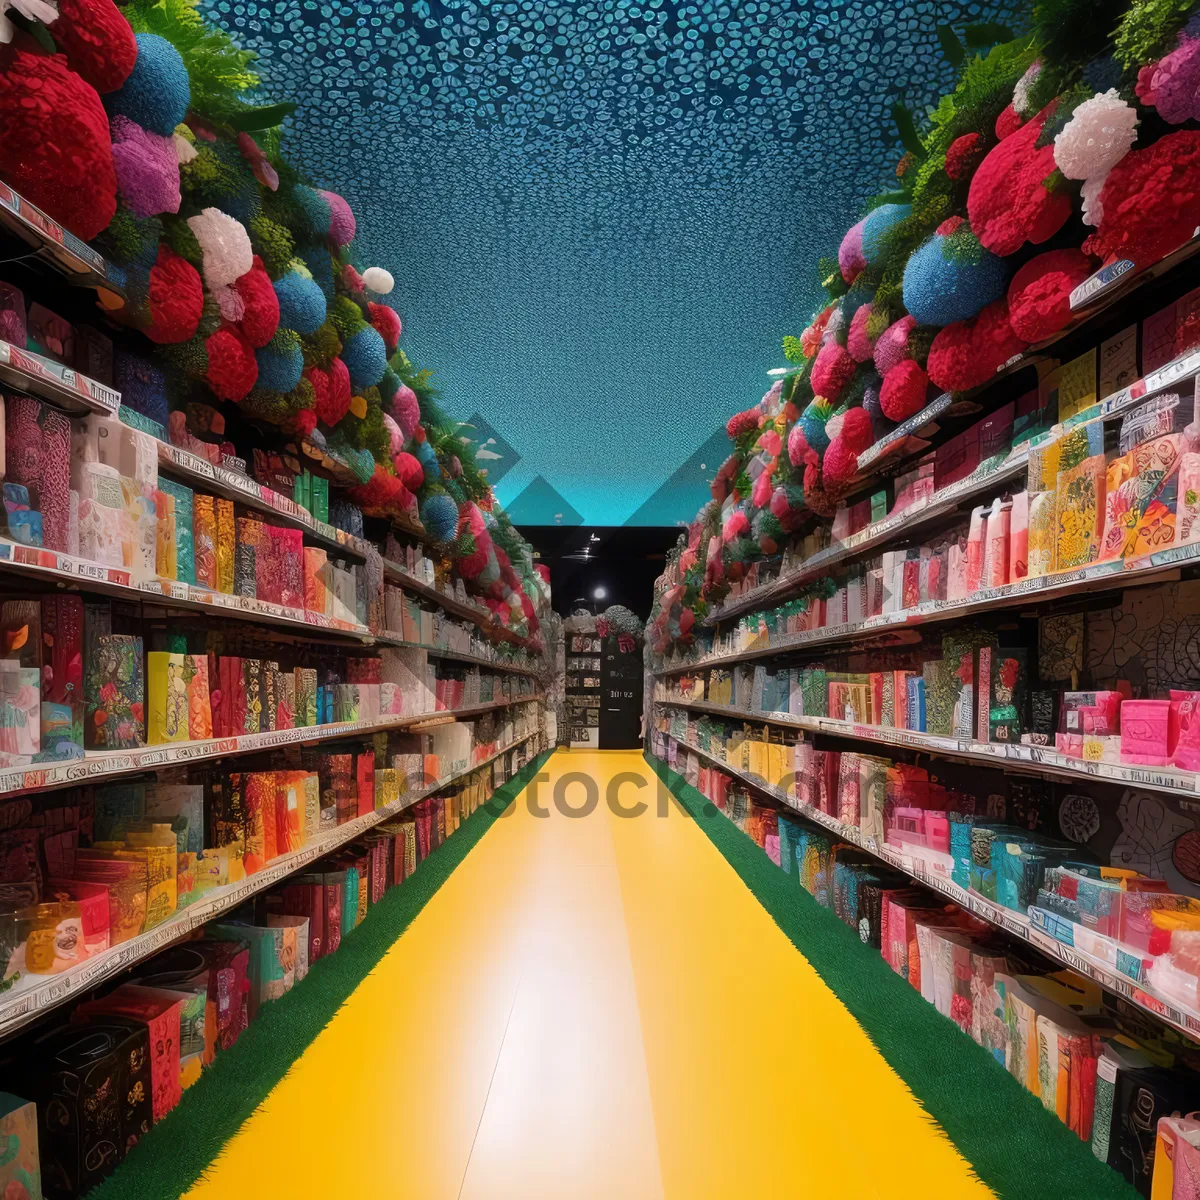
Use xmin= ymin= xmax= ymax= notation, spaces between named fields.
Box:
xmin=0 ymin=728 xmax=542 ymax=1038
xmin=654 ymin=736 xmax=1200 ymax=1042
xmin=653 ymin=697 xmax=1200 ymax=803
xmin=656 ymin=536 xmax=1200 ymax=677
xmin=0 ymin=695 xmax=542 ymax=799
xmin=706 ymin=449 xmax=1032 ymax=628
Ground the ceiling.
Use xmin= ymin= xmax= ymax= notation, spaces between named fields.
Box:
xmin=203 ymin=0 xmax=1024 ymax=526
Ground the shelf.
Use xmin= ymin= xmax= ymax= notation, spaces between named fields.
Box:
xmin=652 ymin=737 xmax=1200 ymax=1041
xmin=706 ymin=448 xmax=1032 ymax=625
xmin=850 ymin=233 xmax=1200 ymax=479
xmin=0 ymin=728 xmax=542 ymax=1041
xmin=374 ymin=631 xmax=541 ymax=676
xmin=0 ymin=538 xmax=374 ymax=643
xmin=655 ymin=535 xmax=1200 ymax=675
xmin=0 ymin=339 xmax=121 ymax=418
xmin=0 ymin=182 xmax=126 ymax=296
xmin=707 ymin=341 xmax=1200 ymax=630
xmin=380 ymin=558 xmax=528 ymax=647
xmin=0 ymin=695 xmax=542 ymax=799
xmin=156 ymin=442 xmax=374 ymax=562
xmin=655 ymin=697 xmax=1200 ymax=801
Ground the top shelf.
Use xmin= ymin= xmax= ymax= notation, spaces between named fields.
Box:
xmin=703 ymin=337 xmax=1200 ymax=629
xmin=0 ymin=182 xmax=126 ymax=297
xmin=156 ymin=441 xmax=374 ymax=563
xmin=0 ymin=339 xmax=121 ymax=419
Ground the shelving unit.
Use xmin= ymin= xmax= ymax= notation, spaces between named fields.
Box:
xmin=0 ymin=728 xmax=541 ymax=1040
xmin=654 ymin=696 xmax=1200 ymax=799
xmin=0 ymin=695 xmax=542 ymax=799
xmin=650 ymin=735 xmax=1200 ymax=1041
xmin=704 ymin=340 xmax=1200 ymax=630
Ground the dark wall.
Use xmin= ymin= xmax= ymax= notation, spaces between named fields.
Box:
xmin=518 ymin=526 xmax=680 ymax=619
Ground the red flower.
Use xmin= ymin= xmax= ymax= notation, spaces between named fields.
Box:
xmin=968 ymin=102 xmax=1072 ymax=255
xmin=205 ymin=325 xmax=258 ymax=402
xmin=994 ymin=104 xmax=1024 ymax=140
xmin=233 ymin=255 xmax=281 ymax=348
xmin=0 ymin=49 xmax=117 ymax=240
xmin=144 ymin=245 xmax=204 ymax=344
xmin=810 ymin=340 xmax=856 ymax=402
xmin=368 ymin=302 xmax=402 ymax=353
xmin=100 ymin=681 xmax=118 ymax=704
xmin=1082 ymin=131 xmax=1200 ymax=270
xmin=726 ymin=409 xmax=760 ymax=438
xmin=927 ymin=300 xmax=1027 ymax=392
xmin=1006 ymin=249 xmax=1094 ymax=343
xmin=880 ymin=359 xmax=928 ymax=420
xmin=130 ymin=702 xmax=143 ymax=722
xmin=945 ymin=132 xmax=984 ymax=182
xmin=51 ymin=0 xmax=138 ymax=94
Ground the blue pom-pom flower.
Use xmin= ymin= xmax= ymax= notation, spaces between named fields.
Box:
xmin=902 ymin=223 xmax=1008 ymax=327
xmin=861 ymin=203 xmax=911 ymax=266
xmin=274 ymin=271 xmax=327 ymax=335
xmin=341 ymin=326 xmax=387 ymax=390
xmin=255 ymin=335 xmax=304 ymax=393
xmin=106 ymin=35 xmax=190 ymax=136
xmin=421 ymin=493 xmax=459 ymax=542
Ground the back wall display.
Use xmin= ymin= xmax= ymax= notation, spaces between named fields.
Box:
xmin=200 ymin=0 xmax=1026 ymax=526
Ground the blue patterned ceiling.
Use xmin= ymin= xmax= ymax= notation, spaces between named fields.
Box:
xmin=203 ymin=0 xmax=1023 ymax=526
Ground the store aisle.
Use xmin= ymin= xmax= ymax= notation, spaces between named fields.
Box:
xmin=185 ymin=750 xmax=990 ymax=1199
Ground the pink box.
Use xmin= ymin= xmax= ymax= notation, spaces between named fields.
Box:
xmin=1121 ymin=699 xmax=1170 ymax=765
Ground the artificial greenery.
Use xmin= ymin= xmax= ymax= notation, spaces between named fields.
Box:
xmin=1114 ymin=0 xmax=1196 ymax=66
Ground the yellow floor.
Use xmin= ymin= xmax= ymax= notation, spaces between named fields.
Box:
xmin=184 ymin=749 xmax=993 ymax=1198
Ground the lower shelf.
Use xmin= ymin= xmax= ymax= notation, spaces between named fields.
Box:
xmin=650 ymin=735 xmax=1200 ymax=1042
xmin=0 ymin=729 xmax=542 ymax=1040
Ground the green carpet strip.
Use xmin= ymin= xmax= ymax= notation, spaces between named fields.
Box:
xmin=89 ymin=750 xmax=553 ymax=1200
xmin=646 ymin=752 xmax=1138 ymax=1200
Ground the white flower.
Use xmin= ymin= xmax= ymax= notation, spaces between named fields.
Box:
xmin=173 ymin=133 xmax=198 ymax=165
xmin=361 ymin=266 xmax=394 ymax=294
xmin=187 ymin=208 xmax=252 ymax=290
xmin=1012 ymin=60 xmax=1042 ymax=117
xmin=0 ymin=0 xmax=57 ymax=44
xmin=1081 ymin=173 xmax=1107 ymax=227
xmin=1054 ymin=89 xmax=1138 ymax=181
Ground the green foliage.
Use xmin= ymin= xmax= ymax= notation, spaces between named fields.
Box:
xmin=908 ymin=324 xmax=939 ymax=368
xmin=937 ymin=24 xmax=966 ymax=67
xmin=180 ymin=144 xmax=245 ymax=209
xmin=328 ymin=296 xmax=367 ymax=341
xmin=1114 ymin=0 xmax=1196 ymax=68
xmin=124 ymin=0 xmax=262 ymax=124
xmin=300 ymin=321 xmax=342 ymax=369
xmin=890 ymin=102 xmax=928 ymax=159
xmin=97 ymin=210 xmax=163 ymax=267
xmin=817 ymin=256 xmax=848 ymax=301
xmin=248 ymin=216 xmax=295 ymax=279
xmin=162 ymin=214 xmax=202 ymax=267
xmin=1032 ymin=0 xmax=1137 ymax=76
xmin=782 ymin=335 xmax=806 ymax=363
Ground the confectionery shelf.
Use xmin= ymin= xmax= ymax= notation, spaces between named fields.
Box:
xmin=0 ymin=539 xmax=545 ymax=664
xmin=656 ymin=696 xmax=1200 ymax=801
xmin=0 ymin=182 xmax=127 ymax=296
xmin=706 ymin=340 xmax=1200 ymax=626
xmin=0 ymin=695 xmax=542 ymax=799
xmin=156 ymin=441 xmax=375 ymax=562
xmin=655 ymin=534 xmax=1200 ymax=674
xmin=0 ymin=538 xmax=375 ymax=642
xmin=651 ymin=736 xmax=1200 ymax=1042
xmin=0 ymin=728 xmax=542 ymax=1040
xmin=0 ymin=338 xmax=121 ymax=419
xmin=373 ymin=631 xmax=541 ymax=676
